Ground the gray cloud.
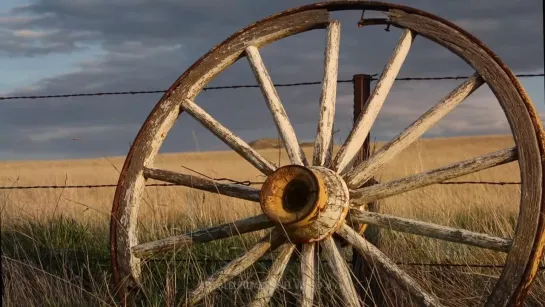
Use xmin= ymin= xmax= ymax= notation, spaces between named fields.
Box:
xmin=0 ymin=0 xmax=542 ymax=160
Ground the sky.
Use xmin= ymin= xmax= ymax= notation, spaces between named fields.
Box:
xmin=0 ymin=0 xmax=543 ymax=161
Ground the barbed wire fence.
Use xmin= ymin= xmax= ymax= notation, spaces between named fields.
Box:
xmin=3 ymin=252 xmax=544 ymax=272
xmin=0 ymin=73 xmax=545 ymax=100
xmin=1 ymin=73 xmax=542 ymax=101
xmin=1 ymin=72 xmax=542 ymax=190
xmin=1 ymin=72 xmax=544 ymax=271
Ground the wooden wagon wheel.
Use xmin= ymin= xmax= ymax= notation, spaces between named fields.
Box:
xmin=110 ymin=1 xmax=545 ymax=306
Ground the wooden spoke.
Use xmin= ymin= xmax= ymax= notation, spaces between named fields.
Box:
xmin=351 ymin=147 xmax=517 ymax=205
xmin=333 ymin=29 xmax=415 ymax=174
xmin=320 ymin=236 xmax=360 ymax=307
xmin=132 ymin=214 xmax=273 ymax=258
xmin=184 ymin=231 xmax=285 ymax=307
xmin=345 ymin=72 xmax=485 ymax=188
xmin=181 ymin=99 xmax=276 ymax=175
xmin=337 ymin=224 xmax=444 ymax=307
xmin=348 ymin=209 xmax=512 ymax=252
xmin=313 ymin=20 xmax=341 ymax=167
xmin=250 ymin=243 xmax=296 ymax=307
xmin=245 ymin=45 xmax=308 ymax=166
xmin=143 ymin=167 xmax=260 ymax=203
xmin=300 ymin=242 xmax=317 ymax=307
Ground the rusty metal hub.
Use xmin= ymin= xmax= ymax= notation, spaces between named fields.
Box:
xmin=260 ymin=165 xmax=350 ymax=243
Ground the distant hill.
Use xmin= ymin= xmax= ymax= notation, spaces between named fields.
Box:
xmin=247 ymin=135 xmax=515 ymax=150
xmin=248 ymin=138 xmax=282 ymax=149
xmin=248 ymin=138 xmax=315 ymax=149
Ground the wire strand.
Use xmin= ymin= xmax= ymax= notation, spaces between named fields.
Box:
xmin=1 ymin=73 xmax=542 ymax=101
xmin=0 ymin=180 xmax=521 ymax=190
xmin=3 ymin=254 xmax=543 ymax=270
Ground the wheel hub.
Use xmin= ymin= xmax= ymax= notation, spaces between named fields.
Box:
xmin=260 ymin=165 xmax=350 ymax=243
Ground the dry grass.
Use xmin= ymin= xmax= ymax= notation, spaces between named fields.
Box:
xmin=1 ymin=134 xmax=544 ymax=306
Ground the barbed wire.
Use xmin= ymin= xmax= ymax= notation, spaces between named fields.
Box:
xmin=3 ymin=254 xmax=543 ymax=271
xmin=0 ymin=180 xmax=522 ymax=190
xmin=0 ymin=182 xmax=258 ymax=190
xmin=436 ymin=181 xmax=520 ymax=186
xmin=0 ymin=73 xmax=542 ymax=101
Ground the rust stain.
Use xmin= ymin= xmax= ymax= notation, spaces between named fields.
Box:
xmin=259 ymin=165 xmax=323 ymax=227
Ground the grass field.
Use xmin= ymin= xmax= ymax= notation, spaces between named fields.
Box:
xmin=1 ymin=134 xmax=544 ymax=306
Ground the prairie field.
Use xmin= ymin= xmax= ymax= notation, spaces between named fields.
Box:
xmin=1 ymin=134 xmax=544 ymax=306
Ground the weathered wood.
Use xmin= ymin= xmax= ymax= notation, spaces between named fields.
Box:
xmin=345 ymin=72 xmax=485 ymax=188
xmin=348 ymin=209 xmax=512 ymax=252
xmin=181 ymin=99 xmax=276 ymax=175
xmin=250 ymin=243 xmax=296 ymax=307
xmin=351 ymin=147 xmax=517 ymax=205
xmin=313 ymin=20 xmax=341 ymax=167
xmin=111 ymin=3 xmax=545 ymax=306
xmin=387 ymin=10 xmax=544 ymax=306
xmin=110 ymin=11 xmax=329 ymax=303
xmin=333 ymin=29 xmax=415 ymax=175
xmin=245 ymin=45 xmax=308 ymax=166
xmin=320 ymin=236 xmax=360 ymax=307
xmin=184 ymin=231 xmax=285 ymax=306
xmin=338 ymin=224 xmax=444 ymax=307
xmin=143 ymin=167 xmax=260 ymax=202
xmin=299 ymin=242 xmax=316 ymax=307
xmin=132 ymin=214 xmax=273 ymax=258
xmin=283 ymin=166 xmax=351 ymax=243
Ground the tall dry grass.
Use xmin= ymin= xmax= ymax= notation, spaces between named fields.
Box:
xmin=1 ymin=135 xmax=544 ymax=306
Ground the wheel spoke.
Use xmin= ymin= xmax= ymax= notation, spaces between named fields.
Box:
xmin=348 ymin=209 xmax=511 ymax=252
xmin=313 ymin=20 xmax=341 ymax=167
xmin=250 ymin=243 xmax=296 ymax=307
xmin=184 ymin=231 xmax=285 ymax=306
xmin=320 ymin=236 xmax=360 ymax=307
xmin=351 ymin=147 xmax=517 ymax=205
xmin=345 ymin=72 xmax=484 ymax=188
xmin=181 ymin=98 xmax=276 ymax=175
xmin=245 ymin=45 xmax=308 ymax=166
xmin=132 ymin=214 xmax=273 ymax=258
xmin=337 ymin=224 xmax=444 ymax=307
xmin=300 ymin=242 xmax=317 ymax=307
xmin=143 ymin=167 xmax=260 ymax=203
xmin=333 ymin=29 xmax=415 ymax=174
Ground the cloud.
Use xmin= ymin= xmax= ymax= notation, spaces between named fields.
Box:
xmin=12 ymin=29 xmax=50 ymax=38
xmin=0 ymin=0 xmax=542 ymax=160
xmin=25 ymin=123 xmax=138 ymax=143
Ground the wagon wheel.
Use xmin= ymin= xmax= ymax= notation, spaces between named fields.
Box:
xmin=110 ymin=1 xmax=545 ymax=306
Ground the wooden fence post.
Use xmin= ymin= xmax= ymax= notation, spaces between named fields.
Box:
xmin=351 ymin=74 xmax=383 ymax=306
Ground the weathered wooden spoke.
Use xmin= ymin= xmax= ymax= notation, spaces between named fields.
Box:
xmin=333 ymin=29 xmax=415 ymax=174
xmin=313 ymin=20 xmax=341 ymax=167
xmin=337 ymin=224 xmax=444 ymax=307
xmin=133 ymin=214 xmax=273 ymax=258
xmin=345 ymin=72 xmax=485 ymax=188
xmin=299 ymin=243 xmax=317 ymax=307
xmin=245 ymin=45 xmax=308 ymax=166
xmin=143 ymin=167 xmax=260 ymax=202
xmin=348 ymin=209 xmax=512 ymax=252
xmin=184 ymin=231 xmax=285 ymax=306
xmin=250 ymin=243 xmax=296 ymax=307
xmin=320 ymin=236 xmax=360 ymax=307
xmin=180 ymin=99 xmax=276 ymax=175
xmin=351 ymin=147 xmax=517 ymax=205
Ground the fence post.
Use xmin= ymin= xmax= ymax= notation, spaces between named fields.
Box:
xmin=351 ymin=74 xmax=383 ymax=306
